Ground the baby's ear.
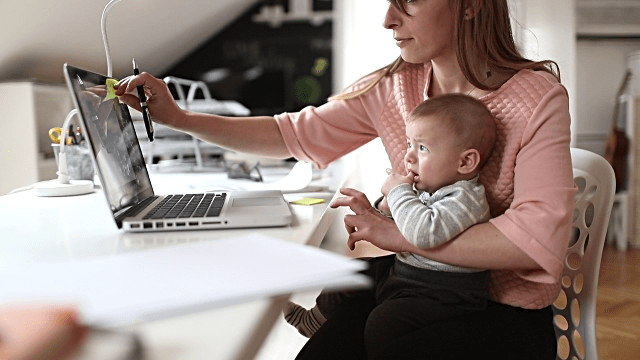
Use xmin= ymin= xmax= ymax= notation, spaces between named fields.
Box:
xmin=458 ymin=149 xmax=481 ymax=176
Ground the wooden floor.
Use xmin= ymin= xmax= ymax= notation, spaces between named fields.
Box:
xmin=596 ymin=244 xmax=640 ymax=359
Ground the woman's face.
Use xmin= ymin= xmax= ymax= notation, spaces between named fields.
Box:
xmin=383 ymin=0 xmax=457 ymax=64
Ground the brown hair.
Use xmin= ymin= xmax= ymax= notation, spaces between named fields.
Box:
xmin=334 ymin=0 xmax=560 ymax=99
xmin=407 ymin=93 xmax=496 ymax=169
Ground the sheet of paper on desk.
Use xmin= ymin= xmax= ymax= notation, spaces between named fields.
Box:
xmin=248 ymin=161 xmax=313 ymax=192
xmin=215 ymin=161 xmax=317 ymax=193
xmin=0 ymin=234 xmax=369 ymax=327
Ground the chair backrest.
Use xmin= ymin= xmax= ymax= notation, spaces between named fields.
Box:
xmin=553 ymin=148 xmax=616 ymax=360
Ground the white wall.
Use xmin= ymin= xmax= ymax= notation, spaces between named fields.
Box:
xmin=575 ymin=39 xmax=640 ymax=154
xmin=0 ymin=83 xmax=73 ymax=195
xmin=333 ymin=0 xmax=397 ymax=200
xmin=0 ymin=0 xmax=258 ymax=83
xmin=512 ymin=0 xmax=577 ymax=145
xmin=333 ymin=1 xmax=398 ymax=92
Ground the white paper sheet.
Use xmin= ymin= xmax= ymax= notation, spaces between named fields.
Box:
xmin=0 ymin=234 xmax=369 ymax=327
xmin=223 ymin=161 xmax=318 ymax=193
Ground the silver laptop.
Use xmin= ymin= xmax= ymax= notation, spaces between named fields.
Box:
xmin=63 ymin=64 xmax=292 ymax=232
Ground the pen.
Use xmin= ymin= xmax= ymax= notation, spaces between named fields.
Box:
xmin=68 ymin=124 xmax=78 ymax=145
xmin=132 ymin=58 xmax=154 ymax=142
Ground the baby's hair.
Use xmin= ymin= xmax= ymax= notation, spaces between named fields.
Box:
xmin=407 ymin=94 xmax=496 ymax=169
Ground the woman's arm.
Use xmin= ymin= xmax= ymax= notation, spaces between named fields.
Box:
xmin=407 ymin=221 xmax=540 ymax=270
xmin=179 ymin=112 xmax=292 ymax=158
xmin=487 ymin=82 xmax=575 ymax=281
xmin=331 ymin=187 xmax=539 ymax=270
xmin=114 ymin=72 xmax=292 ymax=159
xmin=387 ymin=182 xmax=491 ymax=250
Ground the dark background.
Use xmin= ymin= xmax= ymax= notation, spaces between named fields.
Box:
xmin=161 ymin=1 xmax=333 ymax=116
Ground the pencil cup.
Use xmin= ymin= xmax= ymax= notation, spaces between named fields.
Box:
xmin=51 ymin=144 xmax=95 ymax=181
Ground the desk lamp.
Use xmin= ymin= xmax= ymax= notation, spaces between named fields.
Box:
xmin=33 ymin=109 xmax=94 ymax=197
xmin=34 ymin=0 xmax=125 ymax=196
xmin=102 ymin=0 xmax=124 ymax=77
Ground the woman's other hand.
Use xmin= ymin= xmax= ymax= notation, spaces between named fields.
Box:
xmin=330 ymin=188 xmax=411 ymax=252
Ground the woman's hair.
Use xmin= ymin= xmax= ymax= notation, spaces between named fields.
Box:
xmin=408 ymin=93 xmax=496 ymax=169
xmin=334 ymin=0 xmax=560 ymax=99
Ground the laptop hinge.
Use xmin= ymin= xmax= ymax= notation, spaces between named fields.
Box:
xmin=114 ymin=195 xmax=159 ymax=228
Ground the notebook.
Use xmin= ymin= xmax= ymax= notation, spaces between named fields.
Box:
xmin=63 ymin=64 xmax=292 ymax=232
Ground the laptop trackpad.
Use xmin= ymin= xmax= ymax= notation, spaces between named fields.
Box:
xmin=232 ymin=197 xmax=283 ymax=207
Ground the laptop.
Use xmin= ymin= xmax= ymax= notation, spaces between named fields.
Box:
xmin=63 ymin=64 xmax=293 ymax=232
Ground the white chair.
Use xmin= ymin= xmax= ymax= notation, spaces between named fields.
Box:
xmin=553 ymin=148 xmax=616 ymax=360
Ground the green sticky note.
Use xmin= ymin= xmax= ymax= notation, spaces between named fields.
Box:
xmin=105 ymin=78 xmax=118 ymax=99
xmin=291 ymin=198 xmax=325 ymax=206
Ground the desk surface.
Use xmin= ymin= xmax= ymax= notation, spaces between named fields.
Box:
xmin=0 ymin=163 xmax=352 ymax=360
xmin=0 ymin=165 xmax=341 ymax=265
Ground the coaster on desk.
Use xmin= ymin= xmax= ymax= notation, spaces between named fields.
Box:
xmin=291 ymin=198 xmax=325 ymax=206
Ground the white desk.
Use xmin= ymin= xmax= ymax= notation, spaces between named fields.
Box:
xmin=0 ymin=163 xmax=353 ymax=359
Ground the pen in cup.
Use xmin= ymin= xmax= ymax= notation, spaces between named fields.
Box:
xmin=132 ymin=58 xmax=154 ymax=142
xmin=68 ymin=124 xmax=78 ymax=145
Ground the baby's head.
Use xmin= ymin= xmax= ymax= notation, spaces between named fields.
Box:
xmin=404 ymin=94 xmax=496 ymax=193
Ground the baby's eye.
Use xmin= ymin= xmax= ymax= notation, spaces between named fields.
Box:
xmin=419 ymin=145 xmax=428 ymax=152
xmin=407 ymin=141 xmax=412 ymax=149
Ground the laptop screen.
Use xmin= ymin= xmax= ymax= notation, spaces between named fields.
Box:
xmin=64 ymin=64 xmax=153 ymax=214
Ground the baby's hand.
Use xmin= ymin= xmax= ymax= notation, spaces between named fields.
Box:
xmin=381 ymin=168 xmax=414 ymax=196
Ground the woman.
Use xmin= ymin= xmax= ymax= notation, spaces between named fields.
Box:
xmin=115 ymin=0 xmax=575 ymax=358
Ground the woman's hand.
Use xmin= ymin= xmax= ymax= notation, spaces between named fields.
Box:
xmin=114 ymin=72 xmax=186 ymax=129
xmin=330 ymin=188 xmax=412 ymax=252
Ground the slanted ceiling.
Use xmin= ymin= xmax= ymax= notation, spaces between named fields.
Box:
xmin=0 ymin=0 xmax=258 ymax=84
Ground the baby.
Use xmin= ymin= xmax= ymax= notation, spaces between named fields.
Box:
xmin=286 ymin=93 xmax=496 ymax=338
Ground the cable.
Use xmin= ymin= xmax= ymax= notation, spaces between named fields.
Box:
xmin=102 ymin=0 xmax=123 ymax=77
xmin=8 ymin=184 xmax=35 ymax=195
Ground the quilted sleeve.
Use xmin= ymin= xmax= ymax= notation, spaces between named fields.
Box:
xmin=490 ymin=82 xmax=577 ymax=284
xmin=273 ymin=75 xmax=394 ymax=169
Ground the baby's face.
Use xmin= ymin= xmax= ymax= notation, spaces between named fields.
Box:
xmin=404 ymin=116 xmax=463 ymax=193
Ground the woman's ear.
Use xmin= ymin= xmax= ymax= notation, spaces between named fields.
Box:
xmin=464 ymin=0 xmax=483 ymax=20
xmin=458 ymin=149 xmax=481 ymax=175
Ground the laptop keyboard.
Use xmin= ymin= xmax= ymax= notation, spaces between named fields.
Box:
xmin=143 ymin=193 xmax=227 ymax=220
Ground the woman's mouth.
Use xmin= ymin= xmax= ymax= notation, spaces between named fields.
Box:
xmin=394 ymin=37 xmax=412 ymax=47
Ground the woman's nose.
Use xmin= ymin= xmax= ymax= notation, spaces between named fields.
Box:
xmin=383 ymin=2 xmax=400 ymax=29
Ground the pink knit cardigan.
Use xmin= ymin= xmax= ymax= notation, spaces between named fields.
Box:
xmin=275 ymin=62 xmax=576 ymax=309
